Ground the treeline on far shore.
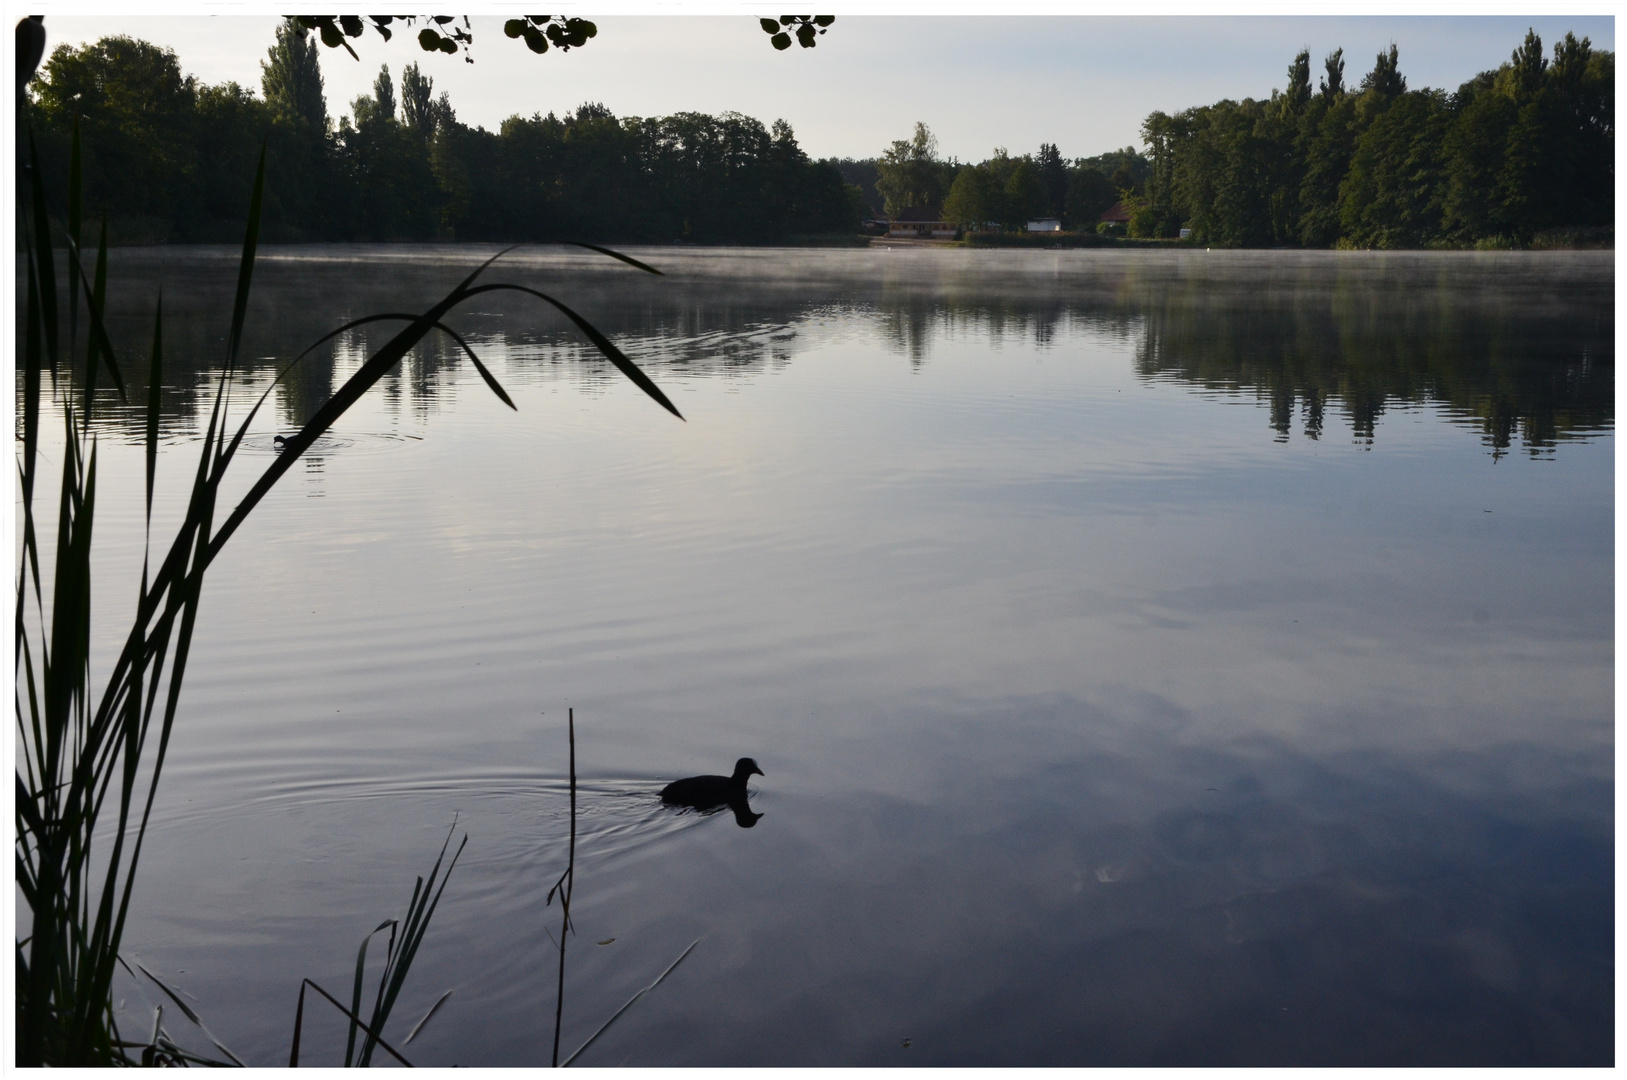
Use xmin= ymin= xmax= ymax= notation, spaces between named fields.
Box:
xmin=833 ymin=29 xmax=1612 ymax=249
xmin=20 ymin=22 xmax=1613 ymax=250
xmin=21 ymin=20 xmax=861 ymax=245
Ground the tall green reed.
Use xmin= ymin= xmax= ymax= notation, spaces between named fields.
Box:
xmin=14 ymin=130 xmax=682 ymax=1065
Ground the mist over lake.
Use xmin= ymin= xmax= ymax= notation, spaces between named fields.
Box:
xmin=32 ymin=246 xmax=1612 ymax=1065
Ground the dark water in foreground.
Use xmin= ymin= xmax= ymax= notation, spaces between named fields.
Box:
xmin=31 ymin=247 xmax=1613 ymax=1065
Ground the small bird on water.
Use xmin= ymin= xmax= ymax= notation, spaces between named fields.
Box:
xmin=660 ymin=757 xmax=764 ymax=809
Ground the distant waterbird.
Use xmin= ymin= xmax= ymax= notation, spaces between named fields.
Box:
xmin=661 ymin=758 xmax=764 ymax=827
xmin=661 ymin=757 xmax=763 ymax=806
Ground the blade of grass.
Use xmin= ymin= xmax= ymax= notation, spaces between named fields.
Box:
xmin=346 ymin=919 xmax=396 ymax=1067
xmin=551 ymin=707 xmax=577 ymax=1067
xmin=559 ymin=939 xmax=702 ymax=1067
xmin=403 ymin=989 xmax=454 ymax=1046
xmin=19 ymin=255 xmax=44 ymax=627
xmin=358 ymin=825 xmax=466 ymax=1066
xmin=223 ymin=142 xmax=266 ymax=383
xmin=80 ymin=221 xmax=125 ymax=415
xmin=27 ymin=129 xmax=58 ymax=375
xmin=68 ymin=117 xmax=82 ymax=354
xmin=144 ymin=295 xmax=163 ymax=526
xmin=133 ymin=963 xmax=245 ymax=1066
xmin=63 ymin=222 xmax=128 ymax=413
xmin=296 ymin=979 xmax=415 ymax=1067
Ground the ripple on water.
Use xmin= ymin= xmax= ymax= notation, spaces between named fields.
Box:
xmin=248 ymin=431 xmax=426 ymax=457
xmin=152 ymin=770 xmax=727 ymax=866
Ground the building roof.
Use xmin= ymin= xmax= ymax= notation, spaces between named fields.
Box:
xmin=1100 ymin=201 xmax=1132 ymax=223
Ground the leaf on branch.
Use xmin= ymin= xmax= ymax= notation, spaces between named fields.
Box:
xmin=763 ymin=16 xmax=834 ymax=50
xmin=295 ymin=13 xmax=810 ymax=61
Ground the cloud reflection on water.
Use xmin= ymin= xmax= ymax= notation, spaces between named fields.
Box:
xmin=41 ymin=246 xmax=1611 ymax=1066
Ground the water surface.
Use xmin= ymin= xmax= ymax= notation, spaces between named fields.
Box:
xmin=30 ymin=247 xmax=1613 ymax=1066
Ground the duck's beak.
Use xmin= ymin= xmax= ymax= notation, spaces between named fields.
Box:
xmin=753 ymin=765 xmax=765 ymax=777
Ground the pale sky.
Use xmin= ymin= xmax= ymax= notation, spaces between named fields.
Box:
xmin=27 ymin=11 xmax=1618 ymax=163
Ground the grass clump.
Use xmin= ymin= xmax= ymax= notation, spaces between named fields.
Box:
xmin=14 ymin=126 xmax=681 ymax=1065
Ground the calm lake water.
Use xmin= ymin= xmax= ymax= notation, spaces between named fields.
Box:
xmin=30 ymin=247 xmax=1613 ymax=1065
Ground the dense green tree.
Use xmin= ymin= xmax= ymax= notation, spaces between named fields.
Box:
xmin=1262 ymin=50 xmax=1311 ymax=239
xmin=1003 ymin=158 xmax=1050 ymax=225
xmin=1319 ymin=47 xmax=1346 ymax=99
xmin=1133 ymin=30 xmax=1609 ymax=248
xmin=29 ymin=36 xmax=200 ymax=233
xmin=1440 ymin=71 xmax=1514 ymax=239
xmin=1339 ymin=88 xmax=1449 ymax=247
xmin=1138 ymin=112 xmax=1185 ymax=237
xmin=941 ymin=165 xmax=988 ymax=228
xmin=1078 ymin=147 xmax=1150 ymax=191
xmin=827 ymin=157 xmax=882 ymax=217
xmin=1554 ymin=35 xmax=1614 ymax=224
xmin=876 ymin=122 xmax=951 ymax=214
xmin=1036 ymin=142 xmax=1068 ymax=219
xmin=1439 ymin=29 xmax=1612 ymax=242
xmin=1357 ymin=43 xmax=1406 ymax=114
xmin=192 ymin=82 xmax=276 ymax=238
xmin=1296 ymin=70 xmax=1356 ymax=244
xmin=1064 ymin=166 xmax=1116 ymax=228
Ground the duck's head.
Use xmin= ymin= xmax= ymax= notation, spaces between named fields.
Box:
xmin=733 ymin=757 xmax=764 ymax=781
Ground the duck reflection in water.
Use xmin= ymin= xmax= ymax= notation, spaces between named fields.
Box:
xmin=660 ymin=757 xmax=764 ymax=828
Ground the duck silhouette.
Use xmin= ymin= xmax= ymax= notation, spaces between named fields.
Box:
xmin=661 ymin=758 xmax=764 ymax=828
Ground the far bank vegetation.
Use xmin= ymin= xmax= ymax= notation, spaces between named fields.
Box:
xmin=833 ymin=29 xmax=1611 ymax=250
xmin=22 ymin=24 xmax=1611 ymax=250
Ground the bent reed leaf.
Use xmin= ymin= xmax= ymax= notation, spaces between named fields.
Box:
xmin=565 ymin=241 xmax=665 ymax=276
xmin=462 ymin=283 xmax=684 ymax=420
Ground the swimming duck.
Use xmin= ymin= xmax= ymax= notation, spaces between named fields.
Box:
xmin=660 ymin=757 xmax=764 ymax=809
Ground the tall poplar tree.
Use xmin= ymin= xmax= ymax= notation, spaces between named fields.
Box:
xmin=261 ymin=17 xmax=328 ymax=136
xmin=400 ymin=62 xmax=438 ymax=139
xmin=260 ymin=18 xmax=331 ymax=236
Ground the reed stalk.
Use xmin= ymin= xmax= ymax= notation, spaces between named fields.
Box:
xmin=548 ymin=708 xmax=578 ymax=1066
